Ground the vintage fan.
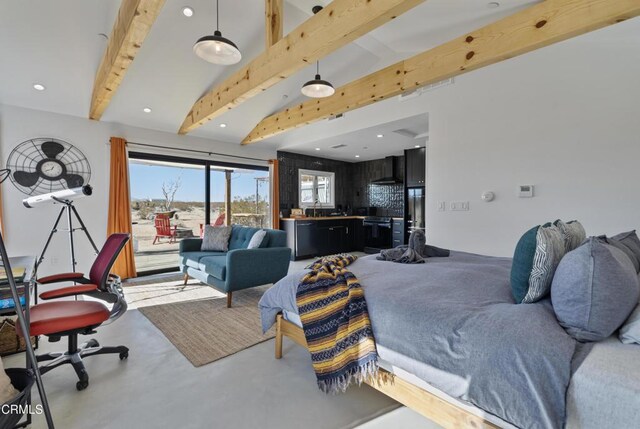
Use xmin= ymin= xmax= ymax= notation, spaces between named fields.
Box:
xmin=6 ymin=138 xmax=91 ymax=195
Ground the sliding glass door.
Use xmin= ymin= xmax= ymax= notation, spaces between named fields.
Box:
xmin=129 ymin=152 xmax=269 ymax=274
xmin=129 ymin=157 xmax=206 ymax=273
xmin=209 ymin=167 xmax=271 ymax=228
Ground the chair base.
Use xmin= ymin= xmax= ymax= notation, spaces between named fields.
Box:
xmin=37 ymin=333 xmax=128 ymax=391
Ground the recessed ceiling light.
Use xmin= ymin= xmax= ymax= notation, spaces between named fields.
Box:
xmin=315 ymin=148 xmax=320 ymax=151
xmin=376 ymin=134 xmax=384 ymax=138
xmin=182 ymin=6 xmax=194 ymax=17
xmin=355 ymin=155 xmax=360 ymax=158
xmin=415 ymin=145 xmax=421 ymax=148
xmin=219 ymin=123 xmax=227 ymax=128
xmin=487 ymin=2 xmax=500 ymax=8
xmin=33 ymin=84 xmax=45 ymax=91
xmin=143 ymin=107 xmax=152 ymax=113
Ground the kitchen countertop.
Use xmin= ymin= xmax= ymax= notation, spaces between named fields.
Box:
xmin=280 ymin=216 xmax=366 ymax=221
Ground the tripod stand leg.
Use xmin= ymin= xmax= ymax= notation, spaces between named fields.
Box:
xmin=37 ymin=206 xmax=66 ymax=268
xmin=70 ymin=205 xmax=99 ymax=254
xmin=67 ymin=204 xmax=76 ymax=273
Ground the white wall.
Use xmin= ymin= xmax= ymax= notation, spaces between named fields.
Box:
xmin=0 ymin=104 xmax=276 ymax=283
xmin=422 ymin=26 xmax=640 ymax=256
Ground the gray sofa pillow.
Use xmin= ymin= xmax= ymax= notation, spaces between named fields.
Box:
xmin=201 ymin=225 xmax=232 ymax=252
xmin=619 ymin=302 xmax=640 ymax=345
xmin=551 ymin=237 xmax=640 ymax=342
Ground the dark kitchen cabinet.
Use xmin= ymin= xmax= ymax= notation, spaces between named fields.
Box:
xmin=318 ymin=223 xmax=348 ymax=255
xmin=295 ymin=220 xmax=322 ymax=256
xmin=405 ymin=148 xmax=426 ymax=187
xmin=282 ymin=218 xmax=365 ymax=260
xmin=392 ymin=218 xmax=404 ymax=247
xmin=352 ymin=219 xmax=366 ymax=252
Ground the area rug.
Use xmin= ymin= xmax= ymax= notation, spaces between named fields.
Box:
xmin=124 ymin=273 xmax=219 ymax=309
xmin=137 ymin=286 xmax=274 ymax=367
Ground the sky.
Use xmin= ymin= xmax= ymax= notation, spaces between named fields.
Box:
xmin=129 ymin=162 xmax=269 ymax=203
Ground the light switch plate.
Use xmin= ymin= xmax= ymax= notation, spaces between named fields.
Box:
xmin=450 ymin=201 xmax=469 ymax=211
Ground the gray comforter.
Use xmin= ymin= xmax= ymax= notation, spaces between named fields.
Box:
xmin=259 ymin=252 xmax=577 ymax=429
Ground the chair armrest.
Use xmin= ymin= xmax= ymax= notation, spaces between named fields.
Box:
xmin=179 ymin=238 xmax=203 ymax=253
xmin=226 ymin=247 xmax=292 ymax=290
xmin=39 ymin=284 xmax=99 ymax=300
xmin=37 ymin=272 xmax=86 ymax=284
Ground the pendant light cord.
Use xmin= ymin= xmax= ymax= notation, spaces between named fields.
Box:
xmin=216 ymin=0 xmax=220 ymax=31
xmin=316 ymin=61 xmax=320 ymax=75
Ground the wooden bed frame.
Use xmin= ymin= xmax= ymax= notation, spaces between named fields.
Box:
xmin=274 ymin=314 xmax=500 ymax=429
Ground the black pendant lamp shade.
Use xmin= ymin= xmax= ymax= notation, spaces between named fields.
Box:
xmin=301 ymin=61 xmax=335 ymax=98
xmin=194 ymin=0 xmax=241 ymax=65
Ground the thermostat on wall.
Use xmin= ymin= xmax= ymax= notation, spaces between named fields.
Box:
xmin=518 ymin=185 xmax=534 ymax=198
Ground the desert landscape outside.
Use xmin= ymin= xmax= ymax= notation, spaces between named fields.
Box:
xmin=129 ymin=157 xmax=270 ymax=273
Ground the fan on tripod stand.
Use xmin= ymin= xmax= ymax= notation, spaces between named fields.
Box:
xmin=6 ymin=138 xmax=91 ymax=195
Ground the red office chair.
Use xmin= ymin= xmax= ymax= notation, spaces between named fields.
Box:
xmin=17 ymin=233 xmax=130 ymax=391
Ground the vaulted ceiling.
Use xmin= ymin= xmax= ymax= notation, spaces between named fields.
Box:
xmin=0 ymin=0 xmax=638 ymax=161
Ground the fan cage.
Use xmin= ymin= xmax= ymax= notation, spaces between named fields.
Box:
xmin=6 ymin=138 xmax=91 ymax=196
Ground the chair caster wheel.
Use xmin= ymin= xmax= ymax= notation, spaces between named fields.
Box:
xmin=119 ymin=351 xmax=129 ymax=360
xmin=76 ymin=380 xmax=89 ymax=391
xmin=87 ymin=339 xmax=99 ymax=348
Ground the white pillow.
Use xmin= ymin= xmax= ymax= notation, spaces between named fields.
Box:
xmin=619 ymin=303 xmax=640 ymax=345
xmin=247 ymin=229 xmax=267 ymax=249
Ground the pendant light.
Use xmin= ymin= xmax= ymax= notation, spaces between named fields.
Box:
xmin=301 ymin=61 xmax=335 ymax=98
xmin=300 ymin=6 xmax=334 ymax=98
xmin=193 ymin=0 xmax=241 ymax=65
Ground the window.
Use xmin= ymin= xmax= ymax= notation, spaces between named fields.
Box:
xmin=129 ymin=152 xmax=269 ymax=274
xmin=298 ymin=169 xmax=335 ymax=208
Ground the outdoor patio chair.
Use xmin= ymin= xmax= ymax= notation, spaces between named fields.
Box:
xmin=153 ymin=213 xmax=178 ymax=244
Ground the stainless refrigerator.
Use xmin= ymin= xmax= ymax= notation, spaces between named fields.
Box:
xmin=406 ymin=187 xmax=425 ymax=239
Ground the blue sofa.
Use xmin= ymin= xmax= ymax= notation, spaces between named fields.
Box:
xmin=179 ymin=225 xmax=291 ymax=307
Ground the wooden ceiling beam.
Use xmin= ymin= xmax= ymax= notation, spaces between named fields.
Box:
xmin=178 ymin=0 xmax=426 ymax=135
xmin=89 ymin=0 xmax=166 ymax=120
xmin=265 ymin=0 xmax=283 ymax=49
xmin=243 ymin=0 xmax=640 ymax=144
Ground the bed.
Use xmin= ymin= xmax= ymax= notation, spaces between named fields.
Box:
xmin=259 ymin=252 xmax=640 ymax=429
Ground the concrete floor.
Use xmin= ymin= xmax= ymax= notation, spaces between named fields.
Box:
xmin=3 ymin=251 xmax=440 ymax=429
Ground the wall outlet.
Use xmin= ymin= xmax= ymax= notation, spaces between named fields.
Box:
xmin=437 ymin=201 xmax=446 ymax=212
xmin=450 ymin=201 xmax=469 ymax=211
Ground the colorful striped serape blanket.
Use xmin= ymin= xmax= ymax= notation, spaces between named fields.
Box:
xmin=296 ymin=254 xmax=379 ymax=394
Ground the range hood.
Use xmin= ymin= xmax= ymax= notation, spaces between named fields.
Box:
xmin=371 ymin=156 xmax=402 ymax=185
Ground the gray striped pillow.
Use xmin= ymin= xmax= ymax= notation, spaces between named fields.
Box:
xmin=554 ymin=220 xmax=586 ymax=252
xmin=522 ymin=224 xmax=566 ymax=303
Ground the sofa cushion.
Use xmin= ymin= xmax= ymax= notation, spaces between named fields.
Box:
xmin=180 ymin=251 xmax=226 ymax=269
xmin=551 ymin=237 xmax=640 ymax=342
xmin=229 ymin=226 xmax=261 ymax=250
xmin=198 ymin=255 xmax=227 ymax=280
